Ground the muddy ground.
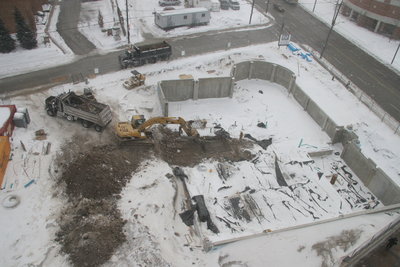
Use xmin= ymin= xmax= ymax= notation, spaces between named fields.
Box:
xmin=53 ymin=127 xmax=255 ymax=267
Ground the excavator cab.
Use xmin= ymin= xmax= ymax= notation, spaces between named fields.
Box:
xmin=131 ymin=115 xmax=146 ymax=128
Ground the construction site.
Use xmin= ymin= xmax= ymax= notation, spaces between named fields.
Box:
xmin=1 ymin=43 xmax=400 ymax=267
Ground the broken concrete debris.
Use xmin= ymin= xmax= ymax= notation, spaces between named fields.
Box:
xmin=216 ymin=162 xmax=233 ymax=181
xmin=244 ymin=134 xmax=272 ymax=150
xmin=257 ymin=122 xmax=267 ymax=128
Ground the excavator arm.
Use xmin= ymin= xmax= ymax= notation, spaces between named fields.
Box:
xmin=116 ymin=116 xmax=199 ymax=142
xmin=137 ymin=117 xmax=199 ymax=137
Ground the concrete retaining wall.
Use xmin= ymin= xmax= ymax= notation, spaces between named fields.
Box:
xmin=157 ymin=82 xmax=169 ymax=116
xmin=198 ymin=77 xmax=233 ymax=99
xmin=157 ymin=59 xmax=400 ymax=205
xmin=160 ymin=79 xmax=195 ymax=101
xmin=250 ymin=61 xmax=274 ymax=80
xmin=341 ymin=141 xmax=400 ymax=205
xmin=158 ymin=77 xmax=233 ymax=116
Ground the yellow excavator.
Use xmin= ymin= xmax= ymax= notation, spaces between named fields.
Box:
xmin=116 ymin=115 xmax=199 ymax=141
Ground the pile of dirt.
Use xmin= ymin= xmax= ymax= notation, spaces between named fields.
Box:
xmin=54 ymin=137 xmax=151 ymax=267
xmin=56 ymin=199 xmax=126 ymax=267
xmin=59 ymin=144 xmax=143 ymax=200
xmin=154 ymin=127 xmax=255 ymax=167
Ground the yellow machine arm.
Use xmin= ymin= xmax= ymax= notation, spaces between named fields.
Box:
xmin=116 ymin=116 xmax=199 ymax=140
xmin=136 ymin=117 xmax=199 ymax=137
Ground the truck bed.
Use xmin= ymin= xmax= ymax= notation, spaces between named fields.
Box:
xmin=136 ymin=41 xmax=171 ymax=52
xmin=60 ymin=93 xmax=112 ymax=126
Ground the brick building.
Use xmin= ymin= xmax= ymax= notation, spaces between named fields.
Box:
xmin=0 ymin=0 xmax=48 ymax=33
xmin=341 ymin=0 xmax=400 ymax=39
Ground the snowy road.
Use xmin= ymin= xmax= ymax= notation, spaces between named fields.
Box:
xmin=57 ymin=0 xmax=96 ymax=55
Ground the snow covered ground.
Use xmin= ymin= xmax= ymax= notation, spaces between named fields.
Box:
xmin=1 ymin=42 xmax=399 ymax=266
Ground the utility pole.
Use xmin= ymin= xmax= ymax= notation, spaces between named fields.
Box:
xmin=320 ymin=0 xmax=343 ymax=59
xmin=391 ymin=42 xmax=400 ymax=64
xmin=265 ymin=0 xmax=269 ymax=14
xmin=249 ymin=0 xmax=255 ymax=24
xmin=126 ymin=0 xmax=130 ymax=44
xmin=312 ymin=0 xmax=317 ymax=12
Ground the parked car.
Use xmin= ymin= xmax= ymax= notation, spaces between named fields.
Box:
xmin=159 ymin=0 xmax=181 ymax=6
xmin=273 ymin=3 xmax=285 ymax=12
xmin=229 ymin=0 xmax=240 ymax=10
xmin=219 ymin=0 xmax=229 ymax=9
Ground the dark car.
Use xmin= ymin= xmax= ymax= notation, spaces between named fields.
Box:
xmin=273 ymin=3 xmax=285 ymax=12
xmin=219 ymin=0 xmax=229 ymax=9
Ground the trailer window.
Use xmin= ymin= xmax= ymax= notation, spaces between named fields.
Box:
xmin=184 ymin=15 xmax=187 ymax=19
xmin=202 ymin=13 xmax=205 ymax=17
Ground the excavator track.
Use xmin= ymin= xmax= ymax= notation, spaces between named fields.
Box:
xmin=117 ymin=137 xmax=154 ymax=147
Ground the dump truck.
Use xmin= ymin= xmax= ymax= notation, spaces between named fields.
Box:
xmin=116 ymin=115 xmax=199 ymax=142
xmin=123 ymin=70 xmax=146 ymax=89
xmin=45 ymin=91 xmax=112 ymax=132
xmin=118 ymin=41 xmax=172 ymax=69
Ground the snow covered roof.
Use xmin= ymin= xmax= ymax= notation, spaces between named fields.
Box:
xmin=0 ymin=107 xmax=11 ymax=129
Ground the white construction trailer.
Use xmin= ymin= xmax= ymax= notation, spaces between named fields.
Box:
xmin=154 ymin=8 xmax=210 ymax=30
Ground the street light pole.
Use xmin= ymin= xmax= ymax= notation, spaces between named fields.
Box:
xmin=249 ymin=0 xmax=255 ymax=24
xmin=391 ymin=42 xmax=400 ymax=64
xmin=312 ymin=0 xmax=317 ymax=12
xmin=320 ymin=0 xmax=343 ymax=59
xmin=265 ymin=0 xmax=269 ymax=14
xmin=126 ymin=0 xmax=130 ymax=44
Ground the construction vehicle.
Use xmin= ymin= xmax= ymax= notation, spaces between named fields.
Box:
xmin=123 ymin=70 xmax=146 ymax=89
xmin=118 ymin=41 xmax=172 ymax=69
xmin=116 ymin=115 xmax=199 ymax=141
xmin=45 ymin=91 xmax=112 ymax=132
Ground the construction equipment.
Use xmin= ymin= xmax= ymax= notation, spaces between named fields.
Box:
xmin=118 ymin=41 xmax=172 ymax=69
xmin=123 ymin=70 xmax=146 ymax=89
xmin=45 ymin=91 xmax=112 ymax=132
xmin=116 ymin=115 xmax=199 ymax=141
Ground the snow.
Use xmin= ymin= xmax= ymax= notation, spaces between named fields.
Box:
xmin=0 ymin=0 xmax=400 ymax=266
xmin=0 ymin=107 xmax=11 ymax=129
xmin=1 ymin=41 xmax=400 ymax=266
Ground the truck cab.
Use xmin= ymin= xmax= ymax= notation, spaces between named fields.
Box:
xmin=229 ymin=0 xmax=240 ymax=10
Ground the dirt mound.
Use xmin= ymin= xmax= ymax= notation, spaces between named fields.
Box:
xmin=54 ymin=137 xmax=151 ymax=267
xmin=154 ymin=127 xmax=254 ymax=166
xmin=56 ymin=199 xmax=126 ymax=267
xmin=59 ymin=144 xmax=144 ymax=200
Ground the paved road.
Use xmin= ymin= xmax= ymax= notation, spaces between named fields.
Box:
xmin=57 ymin=0 xmax=95 ymax=55
xmin=1 ymin=2 xmax=399 ymax=121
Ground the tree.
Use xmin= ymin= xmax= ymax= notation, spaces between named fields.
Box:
xmin=0 ymin=17 xmax=15 ymax=53
xmin=14 ymin=8 xmax=37 ymax=49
